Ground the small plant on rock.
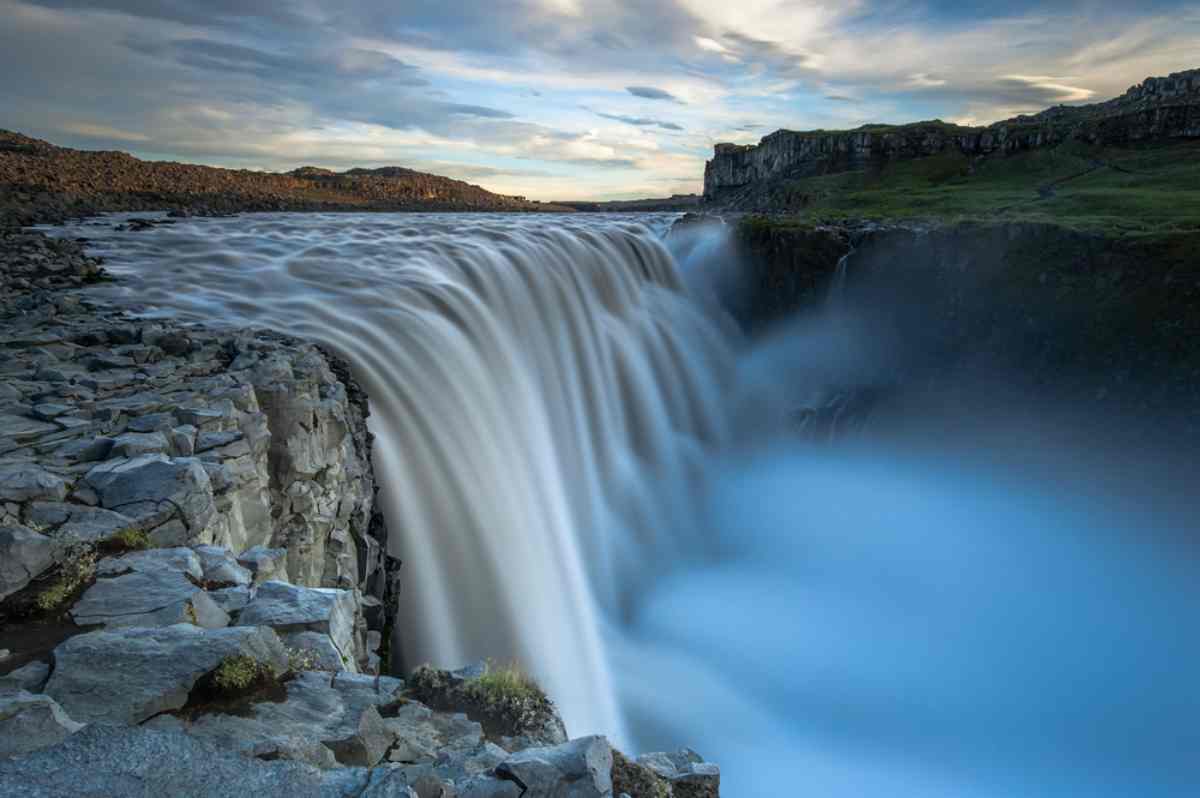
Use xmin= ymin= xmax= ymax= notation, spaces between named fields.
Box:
xmin=108 ymin=528 xmax=152 ymax=552
xmin=462 ymin=661 xmax=557 ymax=737
xmin=211 ymin=654 xmax=273 ymax=694
xmin=34 ymin=543 xmax=97 ymax=612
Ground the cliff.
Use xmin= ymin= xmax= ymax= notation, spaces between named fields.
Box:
xmin=0 ymin=130 xmax=569 ymax=226
xmin=704 ymin=68 xmax=1200 ymax=206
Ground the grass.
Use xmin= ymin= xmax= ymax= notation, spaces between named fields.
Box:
xmin=407 ymin=660 xmax=559 ymax=741
xmin=749 ymin=139 xmax=1200 ymax=234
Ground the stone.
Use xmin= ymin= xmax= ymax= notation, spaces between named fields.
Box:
xmin=457 ymin=777 xmax=522 ymax=798
xmin=0 ymin=414 xmax=59 ymax=442
xmin=0 ymin=691 xmax=84 ymax=758
xmin=109 ymin=430 xmax=170 ymax=457
xmin=193 ymin=544 xmax=253 ymax=585
xmin=237 ymin=545 xmax=289 ymax=583
xmin=127 ymin=412 xmax=177 ymax=433
xmin=31 ymin=402 xmax=72 ymax=421
xmin=0 ymin=525 xmax=55 ymax=601
xmin=0 ymin=463 xmax=68 ymax=502
xmin=637 ymin=750 xmax=720 ymax=798
xmin=163 ymin=671 xmax=403 ymax=767
xmin=237 ymin=581 xmax=358 ymax=670
xmin=83 ymin=454 xmax=215 ymax=538
xmin=44 ymin=624 xmax=288 ymax=724
xmin=495 ymin=736 xmax=614 ymax=798
xmin=196 ymin=429 xmax=243 ymax=452
xmin=51 ymin=435 xmax=114 ymax=462
xmin=95 ymin=546 xmax=203 ymax=580
xmin=169 ymin=424 xmax=197 ymax=456
xmin=0 ymin=725 xmax=340 ymax=796
xmin=70 ymin=566 xmax=229 ymax=629
xmin=0 ymin=660 xmax=51 ymax=693
xmin=208 ymin=584 xmax=254 ymax=615
xmin=282 ymin=631 xmax=347 ymax=672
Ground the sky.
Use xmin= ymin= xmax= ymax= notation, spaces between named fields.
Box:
xmin=1 ymin=1 xmax=1197 ymax=200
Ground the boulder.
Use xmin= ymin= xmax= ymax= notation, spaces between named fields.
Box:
xmin=0 ymin=660 xmax=51 ymax=694
xmin=44 ymin=624 xmax=287 ymax=724
xmin=160 ymin=671 xmax=404 ymax=767
xmin=0 ymin=691 xmax=84 ymax=758
xmin=237 ymin=580 xmax=358 ymax=670
xmin=0 ymin=464 xmax=67 ymax=503
xmin=282 ymin=631 xmax=347 ymax=672
xmin=238 ymin=545 xmax=289 ymax=583
xmin=96 ymin=546 xmax=203 ymax=580
xmin=82 ymin=454 xmax=215 ymax=538
xmin=193 ymin=544 xmax=253 ymax=586
xmin=209 ymin=584 xmax=254 ymax=615
xmin=109 ymin=431 xmax=170 ymax=458
xmin=24 ymin=502 xmax=136 ymax=543
xmin=0 ymin=525 xmax=55 ymax=601
xmin=69 ymin=566 xmax=229 ymax=629
xmin=495 ymin=736 xmax=614 ymax=798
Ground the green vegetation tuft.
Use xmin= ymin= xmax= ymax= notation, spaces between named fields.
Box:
xmin=34 ymin=544 xmax=97 ymax=612
xmin=611 ymin=749 xmax=672 ymax=798
xmin=462 ymin=661 xmax=557 ymax=737
xmin=210 ymin=655 xmax=273 ymax=694
xmin=742 ymin=139 xmax=1200 ymax=234
xmin=109 ymin=528 xmax=151 ymax=552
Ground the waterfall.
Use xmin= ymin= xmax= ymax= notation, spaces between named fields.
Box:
xmin=64 ymin=212 xmax=736 ymax=741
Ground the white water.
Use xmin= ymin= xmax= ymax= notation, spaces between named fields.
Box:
xmin=49 ymin=213 xmax=1200 ymax=796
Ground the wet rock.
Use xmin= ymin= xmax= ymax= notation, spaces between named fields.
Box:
xmin=238 ymin=545 xmax=289 ymax=583
xmin=237 ymin=580 xmax=358 ymax=670
xmin=0 ymin=661 xmax=51 ymax=694
xmin=494 ymin=736 xmax=613 ymax=798
xmin=193 ymin=544 xmax=253 ymax=586
xmin=44 ymin=624 xmax=288 ymax=724
xmin=0 ymin=691 xmax=84 ymax=758
xmin=0 ymin=525 xmax=55 ymax=600
xmin=0 ymin=463 xmax=68 ymax=502
xmin=637 ymin=750 xmax=720 ymax=798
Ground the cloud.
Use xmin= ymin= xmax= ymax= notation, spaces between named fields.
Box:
xmin=591 ymin=109 xmax=684 ymax=131
xmin=59 ymin=121 xmax=149 ymax=141
xmin=626 ymin=85 xmax=684 ymax=102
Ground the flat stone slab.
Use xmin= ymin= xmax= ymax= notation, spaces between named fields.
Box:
xmin=44 ymin=624 xmax=288 ymax=725
xmin=193 ymin=545 xmax=252 ymax=586
xmin=26 ymin=502 xmax=136 ymax=543
xmin=0 ymin=463 xmax=67 ymax=502
xmin=70 ymin=566 xmax=229 ymax=629
xmin=0 ymin=691 xmax=84 ymax=759
xmin=237 ymin=581 xmax=357 ymax=669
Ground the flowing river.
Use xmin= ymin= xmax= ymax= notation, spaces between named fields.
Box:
xmin=46 ymin=212 xmax=1200 ymax=797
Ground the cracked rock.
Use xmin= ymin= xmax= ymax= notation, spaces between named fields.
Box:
xmin=0 ymin=524 xmax=55 ymax=601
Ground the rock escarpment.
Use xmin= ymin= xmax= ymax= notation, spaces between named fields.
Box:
xmin=704 ymin=68 xmax=1200 ymax=204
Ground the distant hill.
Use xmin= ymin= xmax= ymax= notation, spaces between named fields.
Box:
xmin=0 ymin=130 xmax=570 ymax=225
xmin=705 ymin=68 xmax=1200 ymax=215
xmin=553 ymin=194 xmax=702 ymax=212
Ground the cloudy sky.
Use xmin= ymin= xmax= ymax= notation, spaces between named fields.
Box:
xmin=2 ymin=1 xmax=1197 ymax=199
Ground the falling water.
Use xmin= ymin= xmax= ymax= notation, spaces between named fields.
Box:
xmin=46 ymin=212 xmax=1200 ymax=797
xmin=53 ymin=212 xmax=735 ymax=744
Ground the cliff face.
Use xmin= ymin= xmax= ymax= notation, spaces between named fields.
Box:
xmin=704 ymin=69 xmax=1200 ymax=203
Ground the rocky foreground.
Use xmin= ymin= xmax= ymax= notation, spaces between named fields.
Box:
xmin=0 ymin=229 xmax=718 ymax=797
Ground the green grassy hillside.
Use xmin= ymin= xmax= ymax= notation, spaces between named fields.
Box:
xmin=755 ymin=139 xmax=1200 ymax=233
